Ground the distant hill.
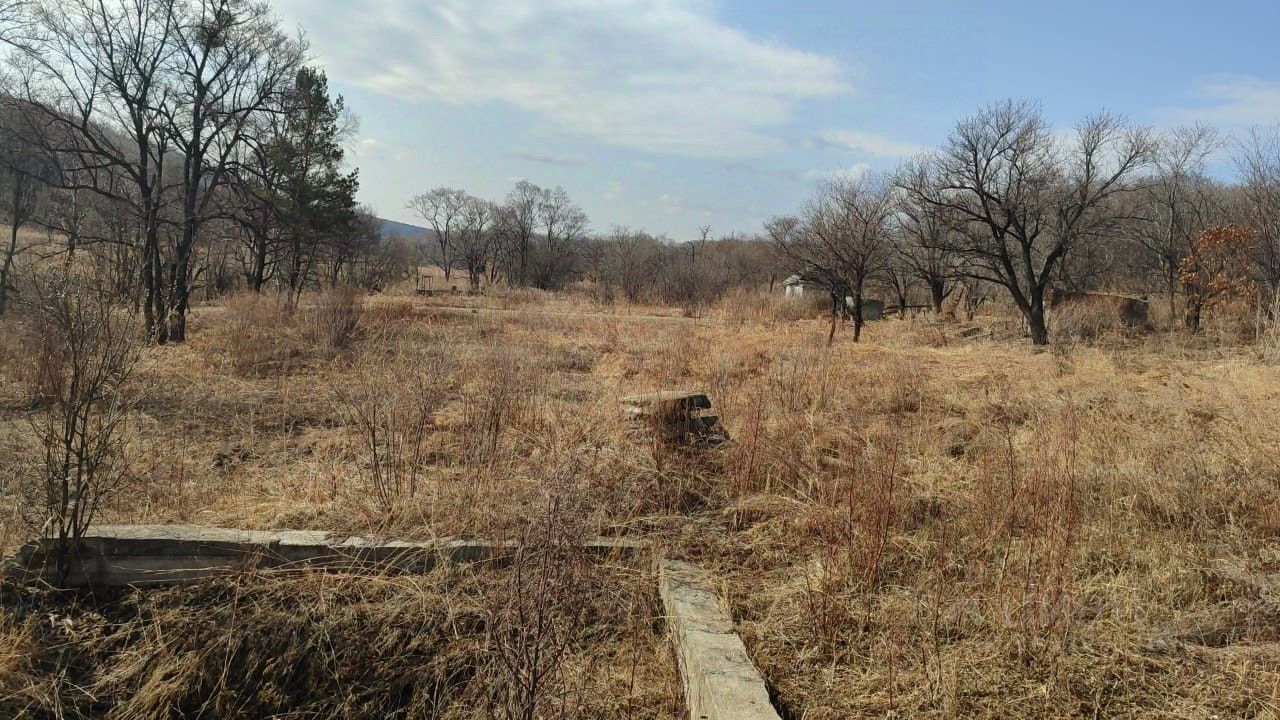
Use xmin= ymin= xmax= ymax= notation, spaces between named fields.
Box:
xmin=377 ymin=218 xmax=429 ymax=241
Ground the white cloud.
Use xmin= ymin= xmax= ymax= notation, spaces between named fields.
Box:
xmin=274 ymin=0 xmax=848 ymax=157
xmin=1174 ymin=76 xmax=1280 ymax=127
xmin=813 ymin=130 xmax=924 ymax=158
xmin=804 ymin=163 xmax=873 ymax=184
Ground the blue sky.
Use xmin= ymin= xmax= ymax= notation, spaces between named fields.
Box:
xmin=271 ymin=0 xmax=1280 ymax=239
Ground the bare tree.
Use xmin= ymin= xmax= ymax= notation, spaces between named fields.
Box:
xmin=892 ymin=190 xmax=961 ymax=313
xmin=9 ymin=0 xmax=304 ymax=340
xmin=900 ymin=101 xmax=1154 ymax=345
xmin=593 ymin=226 xmax=664 ymax=303
xmin=1237 ymin=125 xmax=1280 ymax=297
xmin=15 ymin=0 xmax=179 ymax=340
xmin=772 ymin=172 xmax=895 ymax=343
xmin=0 ymin=99 xmax=56 ymax=314
xmin=529 ymin=185 xmax=587 ymax=290
xmin=163 ymin=0 xmax=304 ymax=340
xmin=456 ymin=194 xmax=495 ymax=290
xmin=407 ymin=186 xmax=468 ymax=281
xmin=1137 ymin=125 xmax=1225 ymax=321
xmin=495 ymin=180 xmax=542 ymax=285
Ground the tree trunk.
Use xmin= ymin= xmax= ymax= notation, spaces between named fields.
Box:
xmin=929 ymin=279 xmax=946 ymax=314
xmin=1027 ymin=291 xmax=1049 ymax=345
xmin=1184 ymin=292 xmax=1203 ymax=333
xmin=827 ymin=292 xmax=838 ymax=346
xmin=852 ymin=283 xmax=865 ymax=343
xmin=143 ymin=208 xmax=168 ymax=345
xmin=250 ymin=226 xmax=268 ymax=292
xmin=0 ymin=219 xmax=18 ymax=315
xmin=170 ymin=225 xmax=196 ymax=343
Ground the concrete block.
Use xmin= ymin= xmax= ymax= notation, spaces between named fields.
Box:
xmin=2 ymin=525 xmax=651 ymax=589
xmin=660 ymin=560 xmax=780 ymax=720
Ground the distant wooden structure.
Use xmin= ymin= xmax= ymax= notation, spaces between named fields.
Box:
xmin=415 ymin=266 xmax=478 ymax=296
xmin=622 ymin=391 xmax=726 ymax=445
xmin=414 ymin=267 xmax=434 ymax=296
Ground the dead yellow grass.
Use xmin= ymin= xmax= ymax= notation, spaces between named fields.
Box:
xmin=2 ymin=289 xmax=1279 ymax=717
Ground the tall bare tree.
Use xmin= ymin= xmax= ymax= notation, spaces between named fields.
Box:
xmin=0 ymin=99 xmax=57 ymax=314
xmin=15 ymin=0 xmax=178 ymax=340
xmin=900 ymin=101 xmax=1154 ymax=344
xmin=407 ymin=186 xmax=468 ymax=281
xmin=456 ymin=194 xmax=495 ymax=290
xmin=1237 ymin=126 xmax=1280 ymax=297
xmin=495 ymin=180 xmax=542 ymax=285
xmin=772 ymin=172 xmax=895 ymax=343
xmin=893 ymin=190 xmax=961 ymax=313
xmin=530 ymin=185 xmax=587 ymax=290
xmin=163 ymin=0 xmax=304 ymax=339
xmin=1137 ymin=125 xmax=1224 ymax=321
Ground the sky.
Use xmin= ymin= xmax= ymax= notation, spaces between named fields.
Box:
xmin=270 ymin=0 xmax=1280 ymax=240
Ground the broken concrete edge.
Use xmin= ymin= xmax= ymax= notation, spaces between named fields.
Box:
xmin=2 ymin=524 xmax=651 ymax=589
xmin=659 ymin=559 xmax=782 ymax=720
xmin=620 ymin=391 xmax=713 ymax=411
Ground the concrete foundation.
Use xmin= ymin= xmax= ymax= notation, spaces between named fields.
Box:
xmin=4 ymin=527 xmax=782 ymax=720
xmin=660 ymin=560 xmax=781 ymax=720
xmin=2 ymin=525 xmax=648 ymax=588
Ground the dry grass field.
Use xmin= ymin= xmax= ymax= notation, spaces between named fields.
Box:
xmin=2 ymin=285 xmax=1280 ymax=718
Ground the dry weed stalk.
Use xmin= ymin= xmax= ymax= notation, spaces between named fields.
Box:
xmin=463 ymin=344 xmax=538 ymax=465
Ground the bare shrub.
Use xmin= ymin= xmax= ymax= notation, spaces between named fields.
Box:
xmin=333 ymin=353 xmax=445 ymax=523
xmin=15 ymin=273 xmax=144 ymax=581
xmin=800 ymin=428 xmax=902 ymax=654
xmin=301 ymin=284 xmax=364 ymax=353
xmin=463 ymin=345 xmax=538 ymax=463
xmin=486 ymin=473 xmax=594 ymax=720
xmin=1049 ymin=300 xmax=1126 ymax=343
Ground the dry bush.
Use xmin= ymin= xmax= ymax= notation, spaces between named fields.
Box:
xmin=332 ymin=349 xmax=449 ymax=525
xmin=486 ymin=473 xmax=594 ymax=720
xmin=460 ymin=344 xmax=540 ymax=464
xmin=206 ymin=293 xmax=300 ymax=377
xmin=1258 ymin=294 xmax=1280 ymax=362
xmin=1049 ymin=300 xmax=1135 ymax=342
xmin=300 ymin=284 xmax=364 ymax=353
xmin=1199 ymin=296 xmax=1263 ymax=346
xmin=714 ymin=287 xmax=825 ymax=326
xmin=362 ymin=297 xmax=418 ymax=327
xmin=494 ymin=286 xmax=550 ymax=310
xmin=0 ymin=313 xmax=43 ymax=409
